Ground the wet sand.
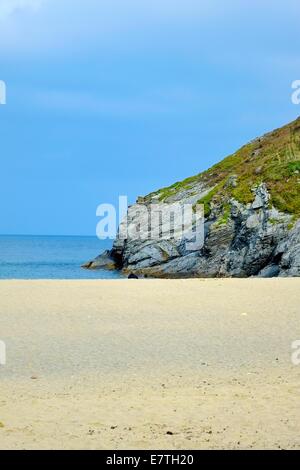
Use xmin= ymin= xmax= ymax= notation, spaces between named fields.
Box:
xmin=0 ymin=279 xmax=299 ymax=449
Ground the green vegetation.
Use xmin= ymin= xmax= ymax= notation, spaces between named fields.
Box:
xmin=195 ymin=186 xmax=219 ymax=217
xmin=288 ymin=216 xmax=297 ymax=230
xmin=288 ymin=161 xmax=300 ymax=174
xmin=231 ymin=179 xmax=255 ymax=205
xmin=269 ymin=217 xmax=281 ymax=225
xmin=158 ymin=180 xmax=193 ymax=201
xmin=215 ymin=204 xmax=231 ymax=226
xmin=150 ymin=117 xmax=300 ymax=218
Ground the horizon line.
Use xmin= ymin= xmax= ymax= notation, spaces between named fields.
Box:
xmin=0 ymin=233 xmax=100 ymax=238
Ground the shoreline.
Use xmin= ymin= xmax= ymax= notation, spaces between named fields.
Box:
xmin=1 ymin=276 xmax=299 ymax=281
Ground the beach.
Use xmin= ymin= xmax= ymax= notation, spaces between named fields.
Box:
xmin=0 ymin=279 xmax=299 ymax=450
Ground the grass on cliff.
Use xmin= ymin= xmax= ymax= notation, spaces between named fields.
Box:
xmin=151 ymin=117 xmax=300 ymax=218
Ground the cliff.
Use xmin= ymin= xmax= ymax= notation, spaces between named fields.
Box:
xmin=84 ymin=117 xmax=300 ymax=277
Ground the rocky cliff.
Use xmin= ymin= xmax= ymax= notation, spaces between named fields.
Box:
xmin=84 ymin=117 xmax=300 ymax=277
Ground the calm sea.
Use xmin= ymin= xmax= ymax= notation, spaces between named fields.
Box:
xmin=0 ymin=235 xmax=124 ymax=279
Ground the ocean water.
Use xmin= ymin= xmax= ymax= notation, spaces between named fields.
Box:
xmin=0 ymin=235 xmax=124 ymax=279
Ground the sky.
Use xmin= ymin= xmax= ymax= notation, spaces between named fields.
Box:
xmin=0 ymin=0 xmax=300 ymax=235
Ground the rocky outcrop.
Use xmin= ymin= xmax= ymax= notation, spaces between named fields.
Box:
xmin=84 ymin=182 xmax=299 ymax=278
xmin=84 ymin=118 xmax=300 ymax=278
xmin=82 ymin=250 xmax=118 ymax=270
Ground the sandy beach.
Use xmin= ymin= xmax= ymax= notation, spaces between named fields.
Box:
xmin=0 ymin=278 xmax=299 ymax=450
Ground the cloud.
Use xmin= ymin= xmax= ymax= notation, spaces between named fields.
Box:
xmin=0 ymin=0 xmax=46 ymax=55
xmin=0 ymin=0 xmax=43 ymax=20
xmin=0 ymin=0 xmax=299 ymax=60
xmin=0 ymin=0 xmax=227 ymax=58
xmin=30 ymin=86 xmax=200 ymax=118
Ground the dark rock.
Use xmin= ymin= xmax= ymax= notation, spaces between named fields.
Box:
xmin=85 ymin=185 xmax=299 ymax=278
xmin=128 ymin=273 xmax=139 ymax=279
xmin=81 ymin=250 xmax=118 ymax=270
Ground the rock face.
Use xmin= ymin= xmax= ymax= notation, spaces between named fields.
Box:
xmin=84 ymin=117 xmax=300 ymax=277
xmin=82 ymin=250 xmax=117 ymax=270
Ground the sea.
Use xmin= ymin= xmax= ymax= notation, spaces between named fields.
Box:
xmin=0 ymin=235 xmax=124 ymax=279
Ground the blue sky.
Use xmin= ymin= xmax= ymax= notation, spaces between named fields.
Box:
xmin=0 ymin=0 xmax=299 ymax=235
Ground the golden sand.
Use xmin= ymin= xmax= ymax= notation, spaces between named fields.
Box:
xmin=0 ymin=279 xmax=299 ymax=449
